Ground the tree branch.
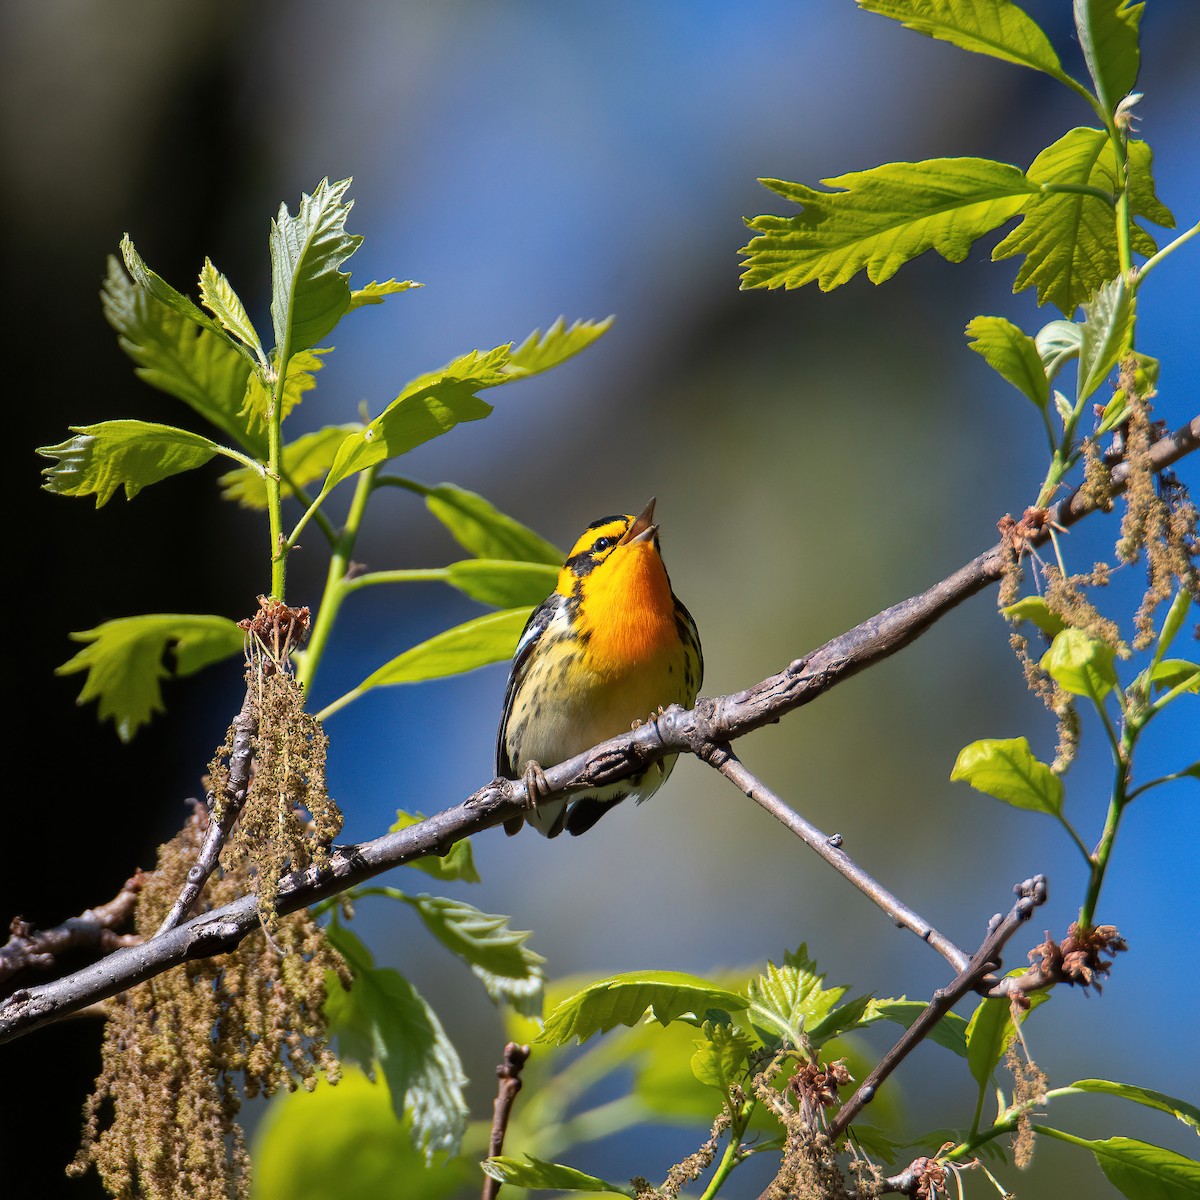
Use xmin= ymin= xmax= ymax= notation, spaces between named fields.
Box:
xmin=2 ymin=413 xmax=1196 ymax=1045
xmin=481 ymin=1041 xmax=531 ymax=1200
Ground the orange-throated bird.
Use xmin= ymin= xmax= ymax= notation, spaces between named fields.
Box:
xmin=496 ymin=499 xmax=702 ymax=836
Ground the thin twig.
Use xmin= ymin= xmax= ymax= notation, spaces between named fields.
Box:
xmin=481 ymin=1042 xmax=531 ymax=1200
xmin=0 ymin=873 xmax=144 ymax=992
xmin=826 ymin=876 xmax=1048 ymax=1142
xmin=155 ymin=690 xmax=258 ymax=936
xmin=707 ymin=747 xmax=971 ymax=973
xmin=3 ymin=412 xmax=1196 ymax=1044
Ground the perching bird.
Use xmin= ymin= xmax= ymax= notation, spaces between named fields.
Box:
xmin=496 ymin=499 xmax=702 ymax=836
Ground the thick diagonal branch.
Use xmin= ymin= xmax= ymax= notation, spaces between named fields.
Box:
xmin=2 ymin=413 xmax=1196 ymax=1045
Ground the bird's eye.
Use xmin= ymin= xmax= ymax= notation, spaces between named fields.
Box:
xmin=592 ymin=536 xmax=615 ymax=553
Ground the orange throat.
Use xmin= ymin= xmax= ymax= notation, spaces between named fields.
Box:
xmin=573 ymin=542 xmax=679 ymax=675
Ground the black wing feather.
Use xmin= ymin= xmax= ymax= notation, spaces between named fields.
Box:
xmin=495 ymin=594 xmax=561 ymax=778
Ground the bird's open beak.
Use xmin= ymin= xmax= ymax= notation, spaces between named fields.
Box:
xmin=619 ymin=497 xmax=658 ymax=545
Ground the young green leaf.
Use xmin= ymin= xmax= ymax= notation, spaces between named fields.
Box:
xmin=741 ymin=158 xmax=1037 ymax=291
xmin=745 ymin=946 xmax=850 ymax=1049
xmin=1069 ymin=1079 xmax=1200 ymax=1136
xmin=198 ymin=257 xmax=265 ymax=365
xmin=1040 ymin=627 xmax=1119 ymax=699
xmin=445 ymin=560 xmax=560 ymax=608
xmin=348 ymin=278 xmax=422 ymax=310
xmin=324 ymin=924 xmax=468 ymax=1158
xmin=1075 ymin=0 xmax=1143 ymax=114
xmin=56 ymin=614 xmax=243 ymax=742
xmin=219 ymin=423 xmax=361 ymax=508
xmin=1153 ymin=590 xmax=1195 ymax=668
xmin=965 ymin=315 xmax=1050 ymax=409
xmin=857 ymin=0 xmax=1075 ymax=86
xmin=1001 ymin=596 xmax=1067 ymax=639
xmin=505 ymin=315 xmax=615 ymax=375
xmin=352 ymin=607 xmax=531 ymax=692
xmin=950 ymin=737 xmax=1063 ymax=816
xmin=253 ymin=1067 xmax=473 ymax=1200
xmin=426 ymin=483 xmax=564 ymax=564
xmin=1036 ymin=318 xmax=1083 ymax=380
xmin=271 ymin=177 xmax=362 ymax=357
xmin=1085 ymin=1136 xmax=1200 ymax=1200
xmin=1077 ymin=277 xmax=1134 ymax=402
xmin=690 ymin=1020 xmax=756 ymax=1095
xmin=38 ymin=421 xmax=225 ymax=506
xmin=537 ymin=971 xmax=748 ymax=1046
xmin=240 ymin=347 xmax=329 ymax=433
xmin=1148 ymin=660 xmax=1200 ymax=695
xmin=400 ymin=893 xmax=546 ymax=1016
xmin=964 ymin=979 xmax=1047 ymax=1090
xmin=321 ymin=381 xmax=494 ymax=493
xmin=481 ymin=1155 xmax=634 ymax=1196
xmin=994 ymin=131 xmax=1173 ymax=314
xmin=389 ymin=810 xmax=481 ymax=883
xmin=102 ymin=258 xmax=261 ymax=451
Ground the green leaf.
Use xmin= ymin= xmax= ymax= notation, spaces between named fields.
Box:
xmin=993 ymin=131 xmax=1173 ymax=314
xmin=950 ymin=737 xmax=1064 ymax=816
xmin=857 ymin=0 xmax=1074 ymax=84
xmin=56 ymin=614 xmax=243 ymax=742
xmin=965 ymin=978 xmax=1046 ymax=1090
xmin=505 ymin=316 xmax=615 ymax=375
xmin=271 ymin=177 xmax=362 ymax=356
xmin=219 ymin=423 xmax=361 ymax=509
xmin=807 ymin=992 xmax=877 ymax=1043
xmin=690 ymin=1020 xmax=756 ymax=1094
xmin=1077 ymin=276 xmax=1134 ymax=402
xmin=868 ymin=999 xmax=969 ymax=1058
xmin=1036 ymin=318 xmax=1083 ymax=380
xmin=1149 ymin=660 xmax=1200 ymax=695
xmin=481 ymin=1155 xmax=634 ymax=1196
xmin=1075 ymin=0 xmax=1143 ymax=113
xmin=1001 ymin=596 xmax=1067 ymax=639
xmin=252 ymin=1067 xmax=474 ymax=1200
xmin=321 ymin=380 xmax=494 ymax=492
xmin=746 ymin=946 xmax=850 ymax=1049
xmin=353 ymin=608 xmax=531 ymax=693
xmin=1070 ymin=1080 xmax=1200 ymax=1135
xmin=1088 ymin=1136 xmax=1200 ymax=1200
xmin=198 ymin=257 xmax=265 ymax=364
xmin=389 ymin=810 xmax=481 ymax=883
xmin=102 ymin=257 xmax=260 ymax=451
xmin=426 ymin=483 xmax=563 ymax=564
xmin=537 ymin=971 xmax=748 ymax=1046
xmin=445 ymin=560 xmax=559 ymax=608
xmin=1040 ymin=627 xmax=1119 ymax=699
xmin=1154 ymin=590 xmax=1194 ymax=665
xmin=401 ymin=893 xmax=545 ymax=1016
xmin=966 ymin=315 xmax=1050 ymax=409
xmin=240 ymin=348 xmax=330 ymax=433
xmin=38 ymin=421 xmax=223 ymax=506
xmin=348 ymin=278 xmax=421 ymax=310
xmin=324 ymin=924 xmax=468 ymax=1159
xmin=740 ymin=158 xmax=1037 ymax=291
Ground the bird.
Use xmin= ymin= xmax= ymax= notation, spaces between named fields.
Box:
xmin=496 ymin=498 xmax=703 ymax=837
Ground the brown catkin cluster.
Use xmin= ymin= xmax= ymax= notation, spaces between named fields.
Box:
xmin=1114 ymin=366 xmax=1200 ymax=647
xmin=1008 ymin=633 xmax=1079 ymax=773
xmin=1005 ymin=1041 xmax=1048 ymax=1171
xmin=221 ymin=662 xmax=343 ymax=926
xmin=1042 ymin=565 xmax=1127 ymax=657
xmin=70 ymin=803 xmax=349 ymax=1199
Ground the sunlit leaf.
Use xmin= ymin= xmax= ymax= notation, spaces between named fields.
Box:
xmin=538 ymin=971 xmax=747 ymax=1046
xmin=690 ymin=1020 xmax=755 ymax=1094
xmin=505 ymin=316 xmax=614 ymax=375
xmin=746 ymin=946 xmax=851 ymax=1049
xmin=324 ymin=924 xmax=468 ymax=1159
xmin=38 ymin=421 xmax=224 ymax=506
xmin=950 ymin=737 xmax=1063 ymax=816
xmin=1001 ymin=596 xmax=1067 ymax=639
xmin=1077 ymin=277 xmax=1133 ymax=402
xmin=965 ymin=976 xmax=1047 ymax=1089
xmin=857 ymin=0 xmax=1074 ymax=84
xmin=1070 ymin=1079 xmax=1200 ymax=1135
xmin=219 ymin=423 xmax=361 ymax=508
xmin=348 ymin=278 xmax=422 ymax=310
xmin=1040 ymin=627 xmax=1119 ymax=699
xmin=1148 ymin=660 xmax=1200 ymax=695
xmin=966 ymin=315 xmax=1049 ymax=409
xmin=199 ymin=257 xmax=265 ymax=363
xmin=240 ymin=348 xmax=330 ymax=432
xmin=445 ymin=560 xmax=559 ymax=608
xmin=741 ymin=158 xmax=1037 ymax=291
xmin=481 ymin=1155 xmax=633 ymax=1196
xmin=867 ymin=999 xmax=969 ymax=1058
xmin=1075 ymin=0 xmax=1143 ymax=113
xmin=1086 ymin=1136 xmax=1200 ymax=1200
xmin=390 ymin=810 xmax=481 ymax=883
xmin=271 ymin=177 xmax=362 ymax=355
xmin=56 ymin=613 xmax=243 ymax=742
xmin=426 ymin=483 xmax=563 ymax=564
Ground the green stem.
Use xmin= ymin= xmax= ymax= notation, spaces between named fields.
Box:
xmin=341 ymin=567 xmax=450 ymax=594
xmin=1039 ymin=181 xmax=1117 ymax=206
xmin=265 ymin=378 xmax=287 ymax=599
xmin=1127 ymin=764 xmax=1200 ymax=801
xmin=296 ymin=466 xmax=377 ymax=695
xmin=1078 ymin=723 xmax=1136 ymax=929
xmin=1137 ymin=218 xmax=1200 ymax=284
xmin=698 ymin=1097 xmax=756 ymax=1200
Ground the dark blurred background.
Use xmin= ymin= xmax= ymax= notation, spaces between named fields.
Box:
xmin=4 ymin=2 xmax=1198 ymax=1196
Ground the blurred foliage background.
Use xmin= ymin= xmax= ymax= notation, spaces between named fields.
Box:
xmin=4 ymin=1 xmax=1197 ymax=1196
